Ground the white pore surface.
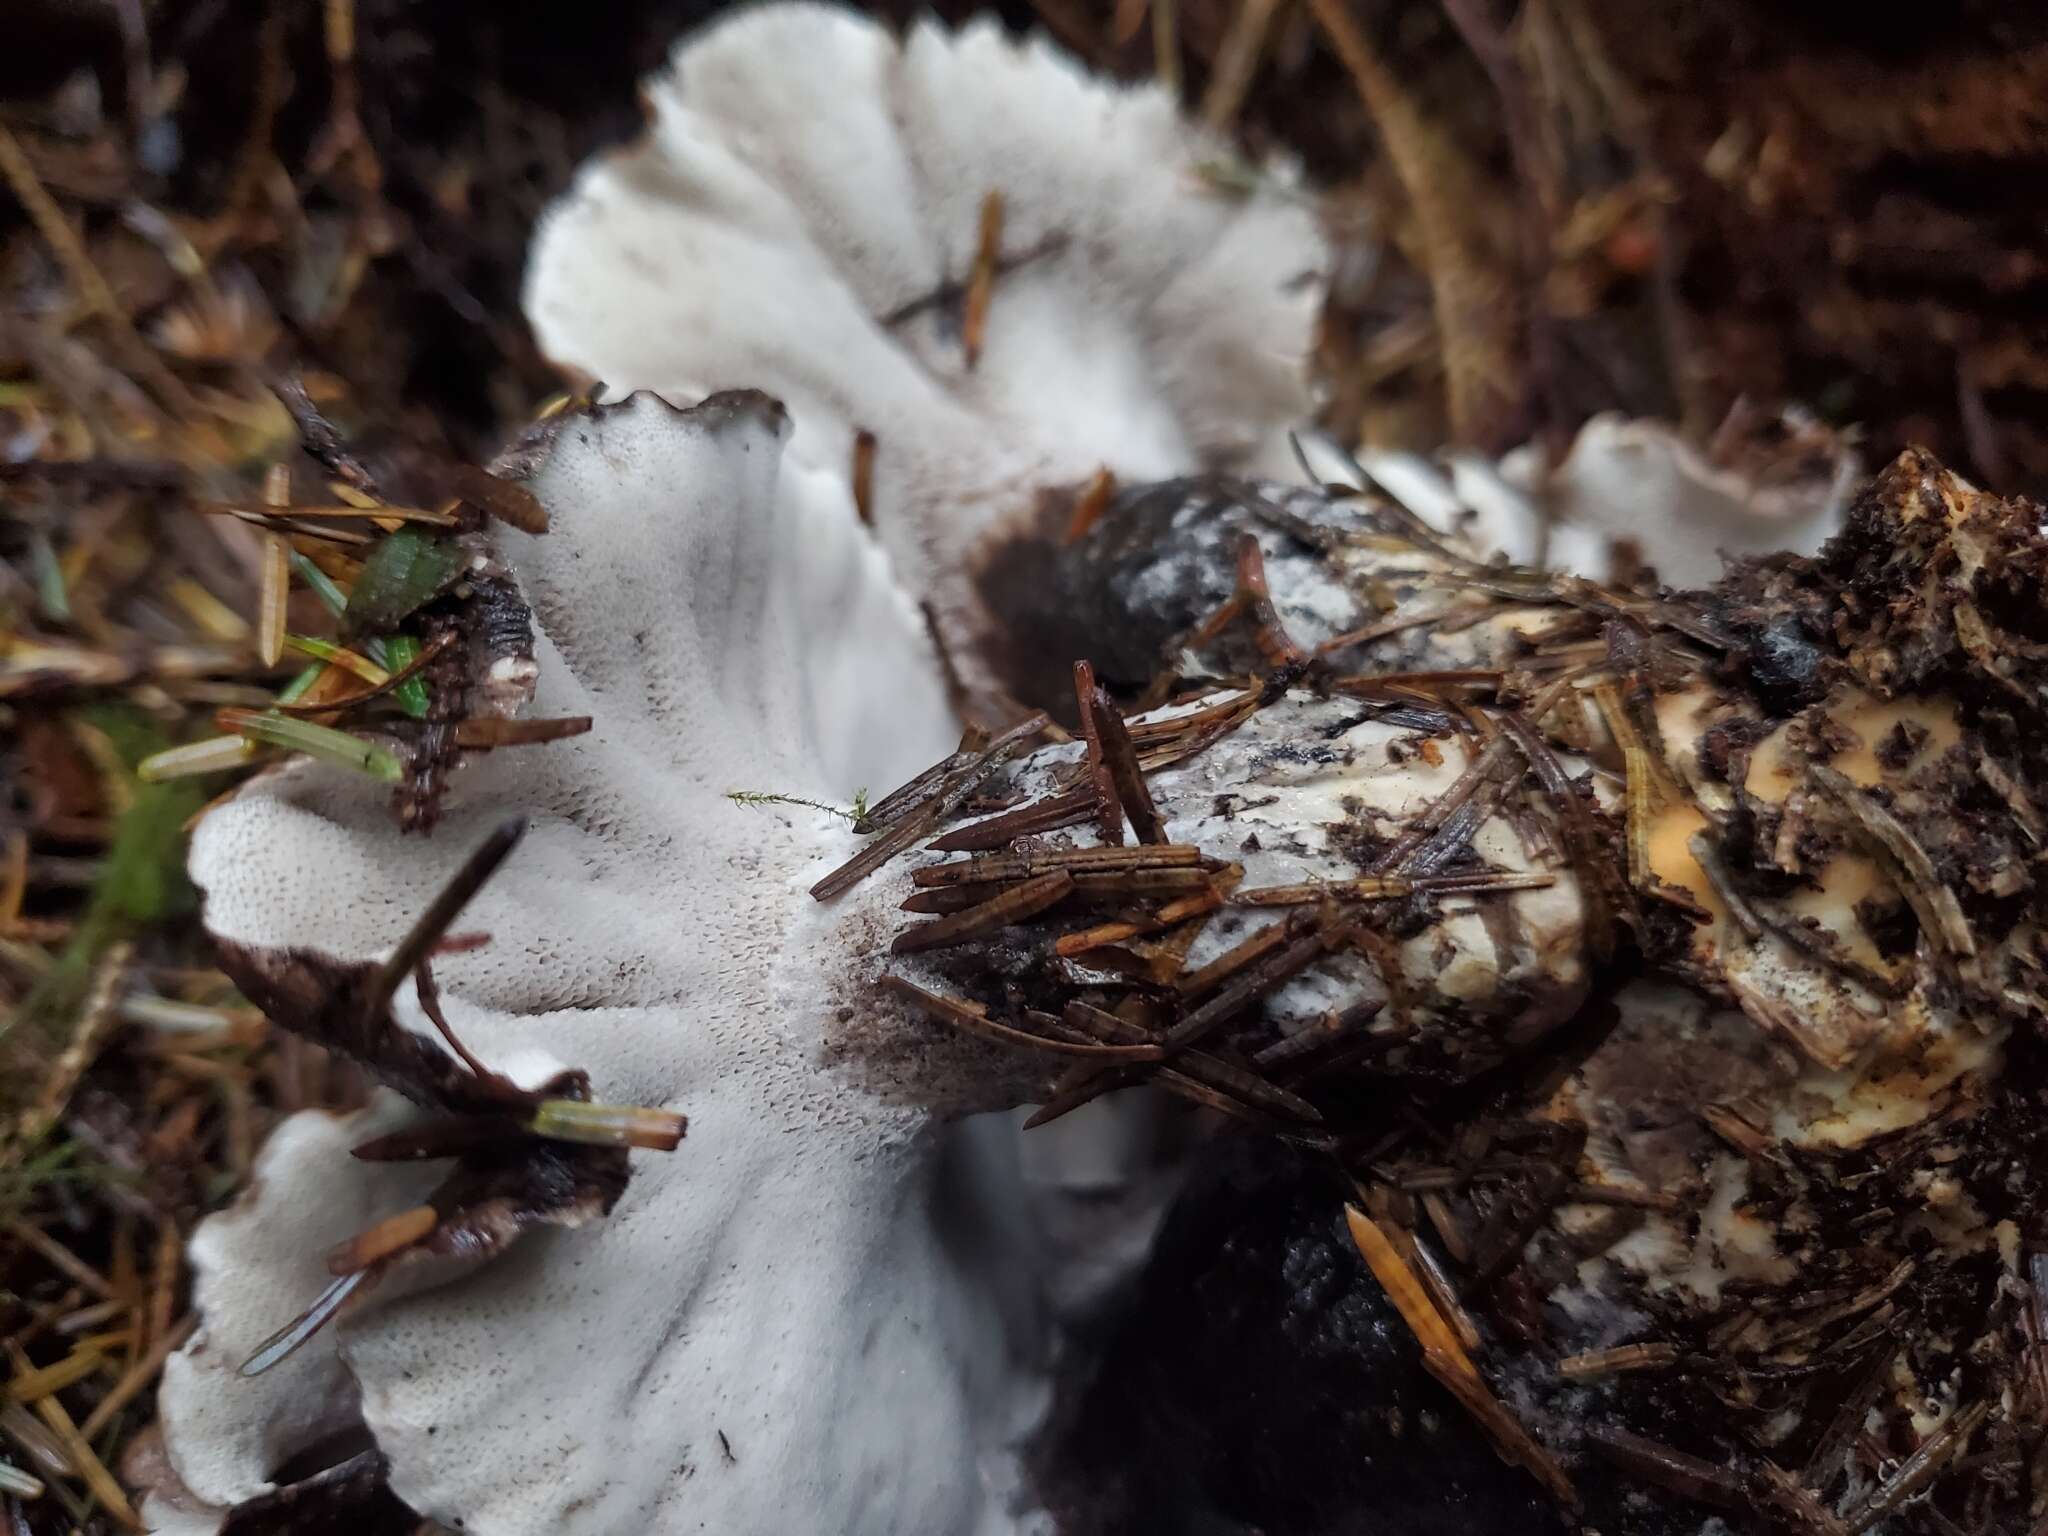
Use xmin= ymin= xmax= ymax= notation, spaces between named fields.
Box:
xmin=523 ymin=2 xmax=1325 ymax=690
xmin=1534 ymin=414 xmax=1857 ymax=587
xmin=158 ymin=1099 xmax=430 ymax=1520
xmin=157 ymin=395 xmax=1051 ymax=1536
xmin=1312 ymin=420 xmax=1855 ymax=587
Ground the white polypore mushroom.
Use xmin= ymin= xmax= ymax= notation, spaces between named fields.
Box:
xmin=523 ymin=1 xmax=1326 ymax=704
xmin=156 ymin=393 xmax=1040 ymax=1535
xmin=155 ymin=400 xmax=2033 ymax=1535
xmin=1526 ymin=411 xmax=1860 ymax=586
xmin=150 ymin=399 xmax=1595 ymax=1536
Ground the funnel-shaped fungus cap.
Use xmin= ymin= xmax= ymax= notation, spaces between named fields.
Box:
xmin=154 ymin=393 xmax=1044 ymax=1535
xmin=525 ymin=1 xmax=1325 ymax=702
xmin=1535 ymin=412 xmax=1859 ymax=587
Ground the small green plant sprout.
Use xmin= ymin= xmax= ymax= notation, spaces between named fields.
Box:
xmin=725 ymin=788 xmax=870 ymax=826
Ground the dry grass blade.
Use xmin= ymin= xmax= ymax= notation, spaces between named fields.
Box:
xmin=1251 ymin=1000 xmax=1390 ymax=1070
xmin=1164 ymin=920 xmax=1336 ymax=1053
xmin=1176 ymin=1047 xmax=1323 ymax=1123
xmin=1177 ymin=910 xmax=1313 ymax=999
xmin=77 ymin=1314 xmax=197 ymax=1442
xmin=1346 ymin=1204 xmax=1476 ymax=1373
xmin=3 ymin=1224 xmax=114 ymax=1303
xmin=0 ymin=123 xmax=197 ymax=424
xmin=452 ymin=716 xmax=594 ymax=748
xmin=272 ymin=630 xmax=455 ymax=716
xmin=444 ymin=461 xmax=547 ymax=534
xmin=1201 ymin=0 xmax=1285 ymax=129
xmin=1801 ymin=1347 xmax=1896 ymax=1486
xmin=1233 ymin=534 xmax=1308 ymax=670
xmin=1055 ymin=883 xmax=1226 ymax=956
xmin=9 ymin=940 xmax=130 ymax=1150
xmin=326 ymin=1203 xmax=438 ymax=1275
xmin=257 ymin=533 xmax=290 ymax=669
xmin=5 ymin=1348 xmax=103 ymax=1404
xmin=29 ymin=1388 xmax=138 ymax=1528
xmin=1234 ymin=869 xmax=1555 ymax=905
xmin=203 ymin=500 xmax=460 ymax=527
xmin=1051 ymin=1001 xmax=1315 ymax=1121
xmin=1303 ymin=0 xmax=1518 ymax=443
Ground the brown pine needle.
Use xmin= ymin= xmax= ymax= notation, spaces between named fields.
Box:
xmin=963 ymin=190 xmax=1004 ymax=369
xmin=1345 ymin=1204 xmax=1477 ymax=1376
xmin=1557 ymin=1342 xmax=1679 ymax=1380
xmin=0 ymin=831 xmax=26 ymax=923
xmin=326 ymin=1204 xmax=438 ymax=1275
xmin=1063 ymin=467 xmax=1118 ymax=545
xmin=1089 ymin=685 xmax=1166 ymax=843
xmin=892 ymin=870 xmax=1074 ymax=954
xmin=851 ymin=429 xmax=878 ymax=526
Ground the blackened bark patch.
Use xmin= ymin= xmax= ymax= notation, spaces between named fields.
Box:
xmin=974 ymin=478 xmax=1242 ymax=718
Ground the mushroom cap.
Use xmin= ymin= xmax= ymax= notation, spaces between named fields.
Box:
xmin=1530 ymin=413 xmax=1858 ymax=587
xmin=524 ymin=1 xmax=1325 ymax=701
xmin=156 ymin=394 xmax=1051 ymax=1535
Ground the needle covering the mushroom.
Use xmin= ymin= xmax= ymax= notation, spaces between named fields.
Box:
xmin=832 ymin=448 xmax=2047 ymax=1531
xmin=222 ymin=816 xmax=685 ymax=1381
